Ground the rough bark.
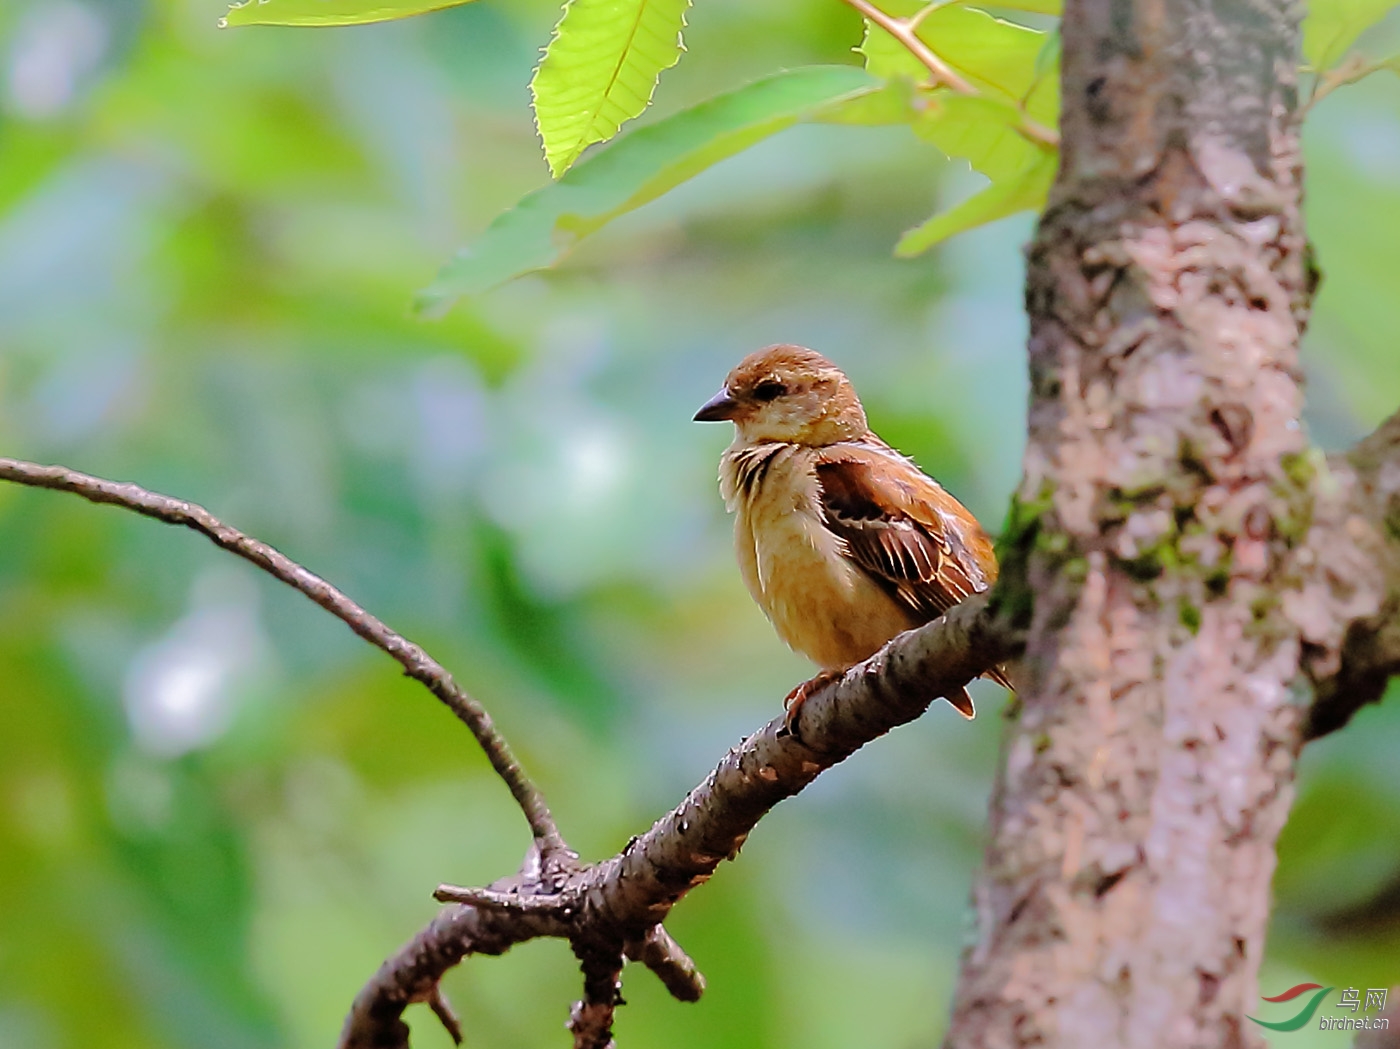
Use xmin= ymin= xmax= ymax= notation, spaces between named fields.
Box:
xmin=943 ymin=0 xmax=1321 ymax=1045
xmin=1304 ymin=411 xmax=1400 ymax=738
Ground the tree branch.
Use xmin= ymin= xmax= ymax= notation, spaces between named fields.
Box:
xmin=0 ymin=454 xmax=1022 ymax=1046
xmin=0 ymin=457 xmax=569 ymax=866
xmin=1301 ymin=407 xmax=1400 ymax=738
xmin=623 ymin=926 xmax=705 ymax=1004
xmin=339 ymin=876 xmax=551 ymax=1049
xmin=569 ymin=942 xmax=624 ymax=1049
xmin=335 ymin=591 xmax=1019 ymax=1047
xmin=431 ymin=883 xmax=573 ymax=918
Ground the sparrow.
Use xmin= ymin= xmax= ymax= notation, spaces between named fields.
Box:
xmin=694 ymin=344 xmax=1011 ymax=731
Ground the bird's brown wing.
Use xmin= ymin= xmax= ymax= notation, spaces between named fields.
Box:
xmin=814 ymin=441 xmax=1012 ymax=694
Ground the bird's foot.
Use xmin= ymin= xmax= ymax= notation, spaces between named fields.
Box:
xmin=781 ymin=668 xmax=844 ymax=739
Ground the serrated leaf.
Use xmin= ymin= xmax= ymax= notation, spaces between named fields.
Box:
xmin=858 ymin=2 xmax=1059 ymax=122
xmin=915 ymin=94 xmax=1047 ymax=181
xmin=896 ymin=150 xmax=1054 ymax=255
xmin=1304 ymin=0 xmax=1400 ymax=73
xmin=858 ymin=12 xmax=928 ymax=81
xmin=532 ymin=0 xmax=692 ymax=178
xmin=418 ymin=67 xmax=880 ymax=312
xmin=221 ymin=0 xmax=474 ymax=27
xmin=923 ymin=6 xmax=1055 ymax=111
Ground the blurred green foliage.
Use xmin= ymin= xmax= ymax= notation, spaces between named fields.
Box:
xmin=0 ymin=2 xmax=1398 ymax=1048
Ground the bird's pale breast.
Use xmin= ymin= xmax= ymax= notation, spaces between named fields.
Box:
xmin=721 ymin=442 xmax=918 ymax=670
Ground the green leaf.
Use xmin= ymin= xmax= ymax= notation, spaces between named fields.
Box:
xmin=418 ymin=67 xmax=880 ymax=312
xmin=895 ymin=149 xmax=1054 ymax=255
xmin=915 ymin=93 xmax=1045 ymax=180
xmin=220 ymin=0 xmax=475 ymax=27
xmin=858 ymin=12 xmax=928 ymax=82
xmin=1303 ymin=0 xmax=1400 ymax=73
xmin=1032 ymin=26 xmax=1063 ymax=87
xmin=858 ymin=3 xmax=1059 ymax=122
xmin=858 ymin=2 xmax=1059 ymax=175
xmin=923 ymin=5 xmax=1055 ymax=112
xmin=987 ymin=0 xmax=1062 ymax=13
xmin=817 ymin=75 xmax=921 ymax=125
xmin=532 ymin=0 xmax=692 ymax=178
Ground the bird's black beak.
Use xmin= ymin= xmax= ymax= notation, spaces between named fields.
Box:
xmin=693 ymin=386 xmax=740 ymax=422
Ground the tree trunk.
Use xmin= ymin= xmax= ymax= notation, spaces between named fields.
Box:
xmin=945 ymin=0 xmax=1314 ymax=1045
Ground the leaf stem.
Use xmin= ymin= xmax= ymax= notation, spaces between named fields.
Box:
xmin=842 ymin=0 xmax=1060 ymax=147
xmin=845 ymin=0 xmax=976 ymax=93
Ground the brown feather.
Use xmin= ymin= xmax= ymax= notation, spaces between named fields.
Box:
xmin=814 ymin=439 xmax=1012 ymax=693
xmin=699 ymin=345 xmax=1014 ymax=704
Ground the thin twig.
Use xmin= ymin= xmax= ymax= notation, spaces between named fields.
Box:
xmin=1010 ymin=108 xmax=1060 ymax=149
xmin=846 ymin=0 xmax=976 ymax=93
xmin=624 ymin=926 xmax=705 ymax=1003
xmin=1301 ymin=53 xmax=1389 ymax=116
xmin=427 ymin=988 xmax=463 ymax=1045
xmin=0 ymin=457 xmax=569 ymax=862
xmin=339 ymin=887 xmax=543 ymax=1049
xmin=569 ymin=943 xmax=625 ymax=1049
xmin=433 ymin=883 xmax=569 ymax=915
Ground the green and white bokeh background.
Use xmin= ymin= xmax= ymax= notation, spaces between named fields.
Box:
xmin=0 ymin=2 xmax=1397 ymax=1046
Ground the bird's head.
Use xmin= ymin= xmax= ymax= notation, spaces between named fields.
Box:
xmin=693 ymin=345 xmax=868 ymax=445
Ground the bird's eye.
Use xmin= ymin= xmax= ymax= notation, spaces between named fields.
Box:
xmin=753 ymin=379 xmax=787 ymax=402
